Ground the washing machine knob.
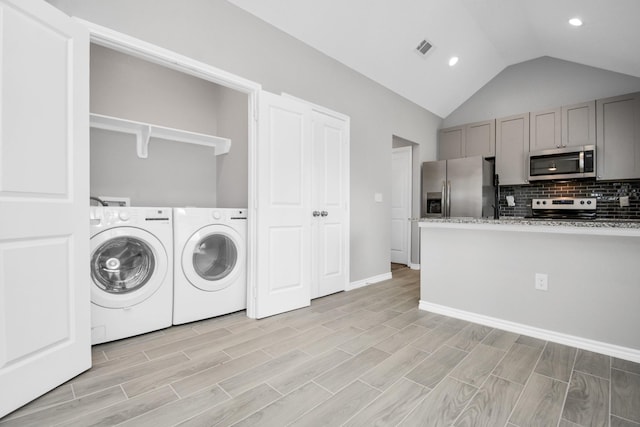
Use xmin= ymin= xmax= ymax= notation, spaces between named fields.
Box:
xmin=118 ymin=211 xmax=130 ymax=221
xmin=212 ymin=210 xmax=222 ymax=220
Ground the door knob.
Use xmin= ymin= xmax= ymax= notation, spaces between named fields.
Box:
xmin=321 ymin=211 xmax=328 ymax=217
xmin=312 ymin=211 xmax=321 ymax=217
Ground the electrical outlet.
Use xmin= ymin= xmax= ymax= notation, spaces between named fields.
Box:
xmin=535 ymin=273 xmax=548 ymax=291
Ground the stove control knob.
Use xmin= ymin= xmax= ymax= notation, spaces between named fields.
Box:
xmin=118 ymin=211 xmax=130 ymax=221
xmin=212 ymin=210 xmax=222 ymax=220
xmin=536 ymin=201 xmax=541 ymax=205
xmin=587 ymin=200 xmax=592 ymax=205
xmin=580 ymin=200 xmax=585 ymax=205
xmin=542 ymin=201 xmax=547 ymax=205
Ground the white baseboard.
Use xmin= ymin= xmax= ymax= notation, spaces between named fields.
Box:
xmin=409 ymin=263 xmax=420 ymax=270
xmin=348 ymin=272 xmax=392 ymax=291
xmin=419 ymin=300 xmax=640 ymax=363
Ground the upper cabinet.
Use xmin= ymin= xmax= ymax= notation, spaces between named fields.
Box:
xmin=530 ymin=108 xmax=561 ymax=150
xmin=466 ymin=120 xmax=496 ymax=158
xmin=530 ymin=101 xmax=595 ymax=151
xmin=438 ymin=120 xmax=495 ymax=160
xmin=562 ymin=101 xmax=596 ymax=147
xmin=596 ymin=92 xmax=640 ymax=180
xmin=496 ymin=113 xmax=529 ymax=185
xmin=438 ymin=126 xmax=464 ymax=160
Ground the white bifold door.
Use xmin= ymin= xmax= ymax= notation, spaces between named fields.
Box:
xmin=254 ymin=92 xmax=313 ymax=318
xmin=311 ymin=110 xmax=349 ymax=299
xmin=0 ymin=0 xmax=90 ymax=417
xmin=253 ymin=92 xmax=350 ymax=318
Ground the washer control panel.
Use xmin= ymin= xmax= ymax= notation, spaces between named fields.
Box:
xmin=90 ymin=207 xmax=172 ymax=227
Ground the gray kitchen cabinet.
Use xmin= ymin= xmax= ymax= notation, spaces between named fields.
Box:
xmin=496 ymin=113 xmax=530 ymax=185
xmin=438 ymin=126 xmax=464 ymax=160
xmin=438 ymin=120 xmax=495 ymax=160
xmin=596 ymin=92 xmax=640 ymax=180
xmin=530 ymin=108 xmax=561 ymax=150
xmin=530 ymin=102 xmax=595 ymax=151
xmin=465 ymin=119 xmax=496 ymax=158
xmin=562 ymin=100 xmax=596 ymax=147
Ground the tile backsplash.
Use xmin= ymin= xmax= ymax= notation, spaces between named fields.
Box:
xmin=499 ymin=179 xmax=640 ymax=220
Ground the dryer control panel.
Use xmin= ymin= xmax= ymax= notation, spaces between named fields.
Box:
xmin=210 ymin=208 xmax=247 ymax=221
xmin=228 ymin=209 xmax=247 ymax=220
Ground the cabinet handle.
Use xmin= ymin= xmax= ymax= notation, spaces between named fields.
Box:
xmin=321 ymin=211 xmax=328 ymax=217
xmin=312 ymin=211 xmax=321 ymax=217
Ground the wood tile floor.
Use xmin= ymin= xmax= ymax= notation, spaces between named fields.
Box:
xmin=2 ymin=267 xmax=639 ymax=426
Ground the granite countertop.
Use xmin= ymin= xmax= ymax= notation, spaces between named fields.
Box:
xmin=418 ymin=217 xmax=640 ymax=233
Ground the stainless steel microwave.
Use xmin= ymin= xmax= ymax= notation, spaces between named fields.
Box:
xmin=528 ymin=145 xmax=596 ymax=181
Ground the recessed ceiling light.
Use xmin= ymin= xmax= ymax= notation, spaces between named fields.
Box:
xmin=449 ymin=56 xmax=459 ymax=67
xmin=569 ymin=17 xmax=583 ymax=27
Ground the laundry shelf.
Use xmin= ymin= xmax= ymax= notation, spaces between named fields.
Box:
xmin=89 ymin=113 xmax=231 ymax=158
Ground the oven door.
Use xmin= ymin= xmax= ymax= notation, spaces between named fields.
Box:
xmin=530 ymin=209 xmax=597 ymax=220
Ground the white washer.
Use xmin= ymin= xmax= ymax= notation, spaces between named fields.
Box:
xmin=173 ymin=208 xmax=247 ymax=325
xmin=89 ymin=206 xmax=173 ymax=344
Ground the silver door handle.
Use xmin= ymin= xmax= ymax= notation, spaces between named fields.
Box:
xmin=321 ymin=211 xmax=328 ymax=217
xmin=448 ymin=181 xmax=452 ymax=217
xmin=312 ymin=211 xmax=321 ymax=217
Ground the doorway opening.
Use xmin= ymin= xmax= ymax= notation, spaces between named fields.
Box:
xmin=391 ymin=136 xmax=420 ymax=271
xmin=82 ymin=19 xmax=262 ymax=317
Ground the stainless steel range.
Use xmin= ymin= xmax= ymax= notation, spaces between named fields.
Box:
xmin=529 ymin=197 xmax=597 ymax=220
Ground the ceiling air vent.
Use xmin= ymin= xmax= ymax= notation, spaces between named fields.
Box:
xmin=415 ymin=39 xmax=434 ymax=57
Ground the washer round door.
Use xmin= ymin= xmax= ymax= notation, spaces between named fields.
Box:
xmin=182 ymin=224 xmax=244 ymax=292
xmin=90 ymin=227 xmax=168 ymax=308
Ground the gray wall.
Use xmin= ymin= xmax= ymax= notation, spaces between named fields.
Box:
xmin=443 ymin=56 xmax=640 ymax=128
xmin=216 ymin=87 xmax=249 ymax=208
xmin=91 ymin=44 xmax=244 ymax=207
xmin=51 ymin=0 xmax=441 ymax=283
xmin=90 ymin=130 xmax=221 ymax=207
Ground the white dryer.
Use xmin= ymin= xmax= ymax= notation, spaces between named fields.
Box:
xmin=89 ymin=206 xmax=173 ymax=344
xmin=173 ymin=208 xmax=247 ymax=325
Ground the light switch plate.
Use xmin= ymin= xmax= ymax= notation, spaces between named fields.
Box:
xmin=374 ymin=193 xmax=383 ymax=203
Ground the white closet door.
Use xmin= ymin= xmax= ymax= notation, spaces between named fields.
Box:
xmin=254 ymin=91 xmax=312 ymax=318
xmin=390 ymin=146 xmax=412 ymax=264
xmin=0 ymin=0 xmax=90 ymax=417
xmin=311 ymin=111 xmax=349 ymax=298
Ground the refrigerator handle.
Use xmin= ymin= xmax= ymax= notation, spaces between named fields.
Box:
xmin=447 ymin=181 xmax=452 ymax=217
xmin=441 ymin=181 xmax=446 ymax=218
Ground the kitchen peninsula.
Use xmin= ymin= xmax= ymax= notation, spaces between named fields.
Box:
xmin=418 ymin=217 xmax=640 ymax=362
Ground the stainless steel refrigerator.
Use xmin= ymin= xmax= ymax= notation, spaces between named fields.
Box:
xmin=422 ymin=156 xmax=496 ymax=218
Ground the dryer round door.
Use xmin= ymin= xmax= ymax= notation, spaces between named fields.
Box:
xmin=182 ymin=224 xmax=244 ymax=292
xmin=90 ymin=227 xmax=168 ymax=308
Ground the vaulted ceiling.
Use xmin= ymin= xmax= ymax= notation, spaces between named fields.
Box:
xmin=227 ymin=0 xmax=640 ymax=118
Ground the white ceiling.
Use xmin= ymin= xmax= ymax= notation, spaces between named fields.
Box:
xmin=226 ymin=0 xmax=640 ymax=118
